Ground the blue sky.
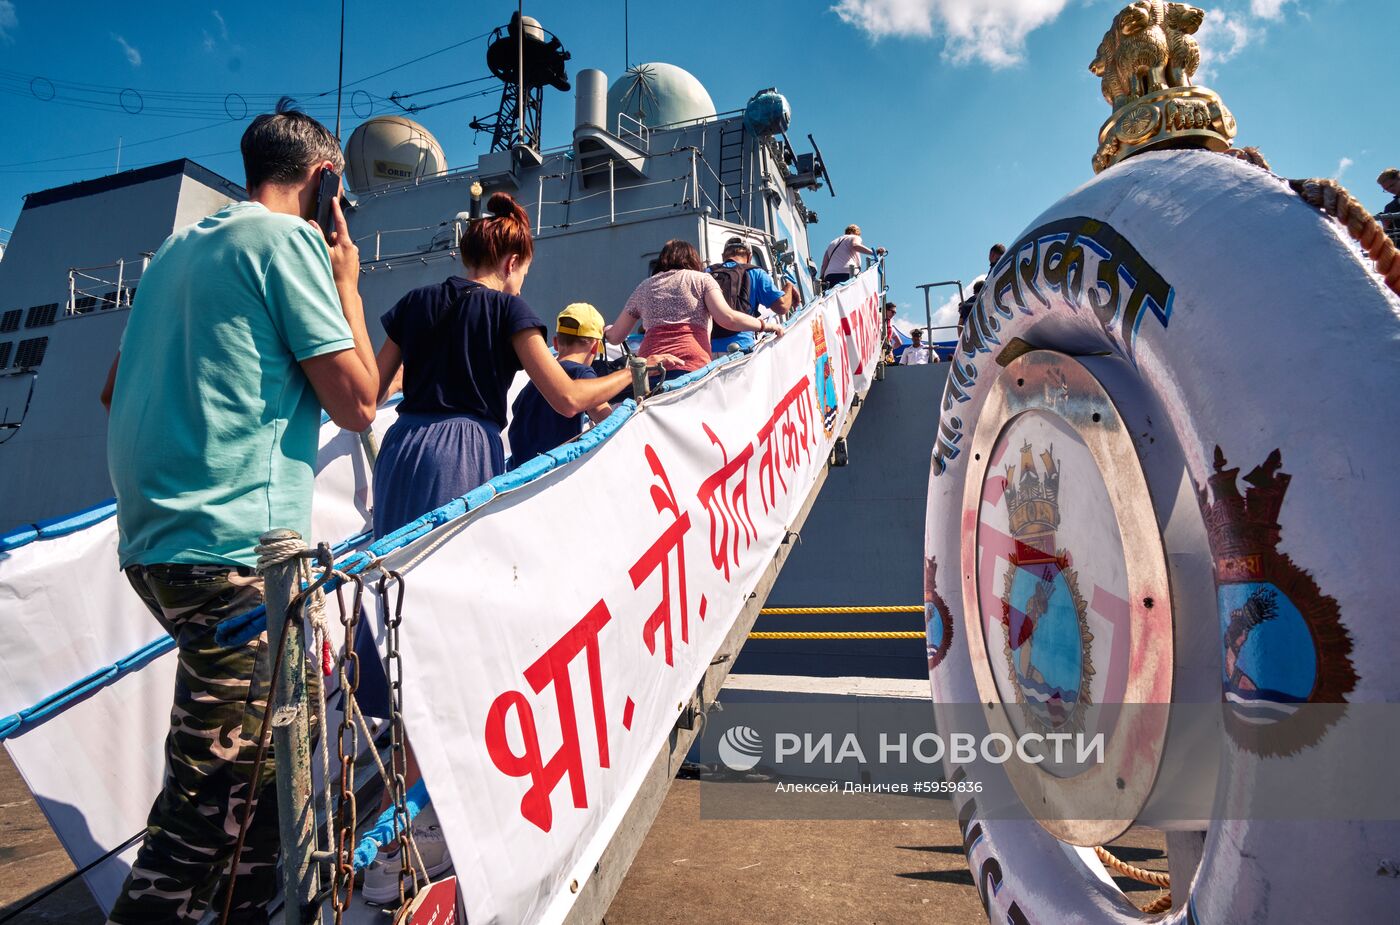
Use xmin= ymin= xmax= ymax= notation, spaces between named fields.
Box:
xmin=0 ymin=0 xmax=1393 ymax=327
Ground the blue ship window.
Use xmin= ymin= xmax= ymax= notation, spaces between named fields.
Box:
xmin=25 ymin=303 xmax=57 ymax=328
xmin=0 ymin=310 xmax=19 ymax=333
xmin=15 ymin=337 xmax=48 ymax=368
xmin=0 ymin=342 xmax=10 ymax=368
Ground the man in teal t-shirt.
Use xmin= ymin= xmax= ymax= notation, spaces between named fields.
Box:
xmin=102 ymin=102 xmax=377 ymax=925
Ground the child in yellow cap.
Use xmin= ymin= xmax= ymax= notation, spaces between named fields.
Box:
xmin=506 ymin=303 xmax=613 ymax=469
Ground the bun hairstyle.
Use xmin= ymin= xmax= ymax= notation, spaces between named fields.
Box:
xmin=462 ymin=191 xmax=534 ymax=270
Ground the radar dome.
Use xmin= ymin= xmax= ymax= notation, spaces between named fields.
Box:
xmin=744 ymin=89 xmax=790 ymax=138
xmin=606 ymin=63 xmax=716 ymax=130
xmin=344 ymin=115 xmax=448 ymax=192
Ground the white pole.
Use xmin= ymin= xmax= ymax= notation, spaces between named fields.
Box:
xmin=536 ymin=174 xmax=544 ymax=234
xmin=690 ymin=148 xmax=698 ymax=209
xmin=115 ymin=136 xmax=122 ymax=174
xmin=609 ymin=159 xmax=616 ymax=225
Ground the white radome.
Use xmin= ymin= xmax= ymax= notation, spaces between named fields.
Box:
xmin=343 ymin=115 xmax=448 ymax=193
xmin=606 ymin=62 xmax=716 ymax=130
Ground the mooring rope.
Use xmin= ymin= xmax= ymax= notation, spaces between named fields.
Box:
xmin=1094 ymin=844 xmax=1172 ymax=913
xmin=1223 ymin=146 xmax=1400 ymax=296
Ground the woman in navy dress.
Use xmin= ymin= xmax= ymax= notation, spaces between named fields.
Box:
xmin=371 ymin=192 xmax=674 ymax=536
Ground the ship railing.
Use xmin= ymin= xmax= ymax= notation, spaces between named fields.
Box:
xmin=354 ymin=223 xmax=463 ymax=262
xmin=616 ymin=112 xmax=650 ymax=153
xmin=361 ymin=145 xmax=739 ymax=268
xmin=65 ymin=256 xmax=149 ymax=316
xmin=689 ymin=147 xmax=741 ymax=225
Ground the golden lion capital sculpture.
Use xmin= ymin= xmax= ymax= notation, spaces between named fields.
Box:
xmin=1089 ymin=1 xmax=1235 ymax=173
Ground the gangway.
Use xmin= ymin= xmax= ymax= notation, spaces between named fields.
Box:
xmin=0 ymin=265 xmax=889 ymax=925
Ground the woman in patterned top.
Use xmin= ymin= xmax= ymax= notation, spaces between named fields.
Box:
xmin=605 ymin=239 xmax=781 ymax=374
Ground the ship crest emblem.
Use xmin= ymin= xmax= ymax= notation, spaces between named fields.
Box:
xmin=925 ymin=556 xmax=955 ymax=671
xmin=1201 ymin=447 xmax=1356 ymax=755
xmin=998 ymin=442 xmax=1095 ymax=733
xmin=811 ymin=317 xmax=840 ymax=437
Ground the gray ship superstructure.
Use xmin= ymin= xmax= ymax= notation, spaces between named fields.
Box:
xmin=0 ymin=61 xmax=836 ymax=533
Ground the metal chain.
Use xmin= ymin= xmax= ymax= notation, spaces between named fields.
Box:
xmin=302 ymin=550 xmax=337 ymax=910
xmin=380 ymin=571 xmax=422 ymax=912
xmin=330 ymin=574 xmax=365 ymax=921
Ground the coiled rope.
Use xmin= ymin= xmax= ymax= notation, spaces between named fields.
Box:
xmin=1094 ymin=845 xmax=1171 ymax=914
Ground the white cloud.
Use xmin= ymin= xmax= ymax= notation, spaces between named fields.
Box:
xmin=832 ymin=0 xmax=1070 ymax=68
xmin=1195 ymin=9 xmax=1253 ymax=80
xmin=212 ymin=10 xmax=229 ymax=41
xmin=111 ymin=33 xmax=142 ymax=67
xmin=1249 ymin=0 xmax=1293 ymax=20
xmin=1334 ymin=156 xmax=1353 ymax=180
xmin=0 ymin=1 xmax=16 ymax=43
xmin=202 ymin=29 xmax=215 ymax=52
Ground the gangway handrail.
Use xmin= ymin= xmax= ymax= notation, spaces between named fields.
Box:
xmin=0 ymin=260 xmax=888 ymax=739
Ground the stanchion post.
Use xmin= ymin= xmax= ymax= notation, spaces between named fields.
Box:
xmin=358 ymin=427 xmax=379 ymax=468
xmin=629 ymin=355 xmax=648 ymax=402
xmin=258 ymin=528 xmax=320 ymax=924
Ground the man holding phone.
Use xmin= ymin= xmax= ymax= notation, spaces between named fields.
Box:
xmin=103 ymin=99 xmax=377 ymax=924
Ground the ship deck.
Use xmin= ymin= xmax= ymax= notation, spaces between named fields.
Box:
xmin=0 ymin=732 xmax=1173 ymax=925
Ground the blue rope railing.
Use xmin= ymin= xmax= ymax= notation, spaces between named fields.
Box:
xmin=0 ymin=262 xmax=882 ymax=741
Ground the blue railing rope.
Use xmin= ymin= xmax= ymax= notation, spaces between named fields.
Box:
xmin=0 ymin=264 xmax=880 ymax=740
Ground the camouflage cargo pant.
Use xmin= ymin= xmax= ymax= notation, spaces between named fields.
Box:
xmin=108 ymin=563 xmax=281 ymax=925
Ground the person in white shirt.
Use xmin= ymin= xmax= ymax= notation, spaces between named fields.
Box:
xmin=900 ymin=329 xmax=931 ymax=365
xmin=819 ymin=224 xmax=881 ymax=290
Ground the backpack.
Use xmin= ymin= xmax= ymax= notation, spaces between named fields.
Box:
xmin=708 ymin=262 xmax=754 ymax=339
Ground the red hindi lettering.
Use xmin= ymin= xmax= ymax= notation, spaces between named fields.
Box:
xmin=484 ymin=600 xmax=613 ymax=833
xmin=757 ymin=375 xmax=813 ymax=513
xmin=628 ymin=445 xmax=692 ymax=665
xmin=696 ymin=423 xmax=758 ymax=582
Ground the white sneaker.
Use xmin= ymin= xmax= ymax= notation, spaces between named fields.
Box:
xmin=360 ymin=806 xmax=454 ymax=905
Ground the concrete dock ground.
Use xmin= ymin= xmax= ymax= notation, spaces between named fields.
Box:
xmin=1 ymin=749 xmax=1171 ymax=925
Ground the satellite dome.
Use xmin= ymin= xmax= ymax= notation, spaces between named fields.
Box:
xmin=606 ymin=63 xmax=716 ymax=130
xmin=343 ymin=115 xmax=448 ymax=192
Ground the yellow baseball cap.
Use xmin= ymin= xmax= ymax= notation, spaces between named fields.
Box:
xmin=557 ymin=302 xmax=605 ymax=340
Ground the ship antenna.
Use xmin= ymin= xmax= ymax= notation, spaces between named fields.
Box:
xmin=624 ymin=0 xmax=630 ymax=70
xmin=518 ymin=1 xmax=525 ymax=147
xmin=334 ymin=0 xmax=347 ymax=140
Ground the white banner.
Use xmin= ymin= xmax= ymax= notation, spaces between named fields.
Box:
xmin=0 ymin=406 xmax=398 ymax=908
xmin=376 ymin=272 xmax=881 ymax=924
xmin=0 ymin=268 xmax=881 ymax=918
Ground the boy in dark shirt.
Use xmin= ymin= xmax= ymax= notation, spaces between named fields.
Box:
xmin=507 ymin=303 xmax=613 ymax=469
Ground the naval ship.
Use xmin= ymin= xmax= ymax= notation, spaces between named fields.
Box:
xmin=0 ymin=14 xmax=937 ymax=683
xmin=7 ymin=3 xmax=1400 ymax=924
xmin=0 ymin=16 xmax=942 ymax=922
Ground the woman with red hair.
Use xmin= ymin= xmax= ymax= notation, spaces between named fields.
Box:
xmin=371 ymin=192 xmax=674 ymax=536
xmin=605 ymin=239 xmax=780 ymax=376
xmin=362 ymin=191 xmax=678 ymax=901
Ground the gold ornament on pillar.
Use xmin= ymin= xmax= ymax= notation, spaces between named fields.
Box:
xmin=1088 ymin=1 xmax=1237 ymax=173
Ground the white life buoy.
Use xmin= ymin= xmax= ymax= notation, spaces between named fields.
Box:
xmin=925 ymin=150 xmax=1400 ymax=923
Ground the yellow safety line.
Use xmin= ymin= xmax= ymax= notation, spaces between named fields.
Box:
xmin=748 ymin=631 xmax=924 ymax=640
xmin=758 ymin=605 xmax=924 ymax=615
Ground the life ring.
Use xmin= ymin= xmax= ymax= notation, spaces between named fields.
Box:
xmin=924 ymin=149 xmax=1400 ymax=922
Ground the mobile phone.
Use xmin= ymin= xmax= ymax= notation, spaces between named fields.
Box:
xmin=315 ymin=168 xmax=341 ymax=242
